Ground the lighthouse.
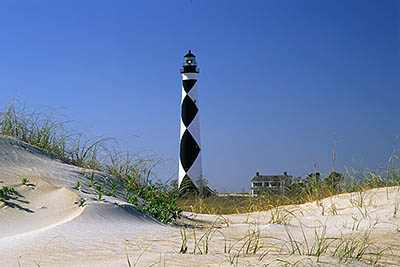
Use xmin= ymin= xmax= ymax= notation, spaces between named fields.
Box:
xmin=178 ymin=50 xmax=202 ymax=188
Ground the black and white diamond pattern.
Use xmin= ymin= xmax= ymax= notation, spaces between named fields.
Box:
xmin=179 ymin=74 xmax=202 ymax=187
xmin=180 ymin=130 xmax=200 ymax=171
xmin=183 ymin=79 xmax=197 ymax=93
xmin=181 ymin=96 xmax=198 ymax=127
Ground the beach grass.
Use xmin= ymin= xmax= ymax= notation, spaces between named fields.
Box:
xmin=177 ymin=167 xmax=400 ymax=215
xmin=0 ymin=100 xmax=181 ymax=223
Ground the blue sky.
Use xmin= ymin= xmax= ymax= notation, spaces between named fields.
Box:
xmin=0 ymin=0 xmax=399 ymax=192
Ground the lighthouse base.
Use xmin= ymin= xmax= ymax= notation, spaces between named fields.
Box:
xmin=178 ymin=175 xmax=198 ymax=196
xmin=178 ymin=175 xmax=215 ymax=197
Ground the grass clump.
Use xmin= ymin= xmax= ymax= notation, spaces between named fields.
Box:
xmin=127 ymin=181 xmax=182 ymax=223
xmin=0 ymin=186 xmax=16 ymax=204
xmin=96 ymin=184 xmax=105 ymax=201
xmin=75 ymin=198 xmax=86 ymax=207
xmin=107 ymin=182 xmax=119 ymax=197
xmin=88 ymin=171 xmax=96 ymax=187
xmin=284 ymin=223 xmax=334 ymax=259
xmin=225 ymin=229 xmax=262 ymax=265
xmin=73 ymin=181 xmax=81 ymax=191
xmin=0 ymin=101 xmax=110 ymax=169
xmin=281 ymin=224 xmax=388 ymax=265
xmin=0 ymin=186 xmax=15 ymax=197
xmin=332 ymin=231 xmax=390 ymax=265
xmin=179 ymin=227 xmax=188 ymax=254
xmin=269 ymin=207 xmax=295 ymax=225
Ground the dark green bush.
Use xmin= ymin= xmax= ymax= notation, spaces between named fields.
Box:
xmin=127 ymin=180 xmax=182 ymax=223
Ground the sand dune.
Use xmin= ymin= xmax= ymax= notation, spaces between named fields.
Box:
xmin=0 ymin=176 xmax=83 ymax=238
xmin=1 ymin=136 xmax=399 ymax=266
xmin=0 ymin=136 xmax=165 ymax=266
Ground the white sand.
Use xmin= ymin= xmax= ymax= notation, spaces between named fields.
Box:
xmin=0 ymin=136 xmax=399 ymax=266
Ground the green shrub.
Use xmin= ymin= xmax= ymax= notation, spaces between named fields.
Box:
xmin=0 ymin=186 xmax=16 ymax=203
xmin=127 ymin=182 xmax=182 ymax=223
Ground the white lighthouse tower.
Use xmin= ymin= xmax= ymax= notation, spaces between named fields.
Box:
xmin=178 ymin=50 xmax=202 ymax=188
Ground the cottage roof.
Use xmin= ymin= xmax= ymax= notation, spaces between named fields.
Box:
xmin=251 ymin=175 xmax=292 ymax=182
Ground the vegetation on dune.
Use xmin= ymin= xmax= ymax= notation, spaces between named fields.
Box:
xmin=127 ymin=182 xmax=182 ymax=223
xmin=0 ymin=101 xmax=181 ymax=223
xmin=175 ymin=171 xmax=398 ymax=266
xmin=0 ymin=186 xmax=16 ymax=196
xmin=0 ymin=186 xmax=16 ymax=205
xmin=175 ymin=209 xmax=392 ymax=266
xmin=21 ymin=177 xmax=29 ymax=185
xmin=1 ymin=100 xmax=399 ymax=222
xmin=0 ymin=101 xmax=108 ymax=169
xmin=178 ymin=157 xmax=400 ymax=215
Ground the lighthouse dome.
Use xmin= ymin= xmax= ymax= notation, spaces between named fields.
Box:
xmin=181 ymin=50 xmax=199 ymax=73
xmin=184 ymin=50 xmax=196 ymax=57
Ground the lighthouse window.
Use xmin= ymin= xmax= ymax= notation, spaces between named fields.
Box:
xmin=187 ymin=60 xmax=192 ymax=64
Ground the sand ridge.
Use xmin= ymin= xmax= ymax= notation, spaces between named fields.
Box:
xmin=0 ymin=176 xmax=83 ymax=238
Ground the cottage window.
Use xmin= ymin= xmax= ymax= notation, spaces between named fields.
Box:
xmin=253 ymin=182 xmax=262 ymax=187
xmin=271 ymin=182 xmax=280 ymax=187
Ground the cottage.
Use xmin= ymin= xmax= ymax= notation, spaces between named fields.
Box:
xmin=251 ymin=172 xmax=292 ymax=197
